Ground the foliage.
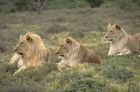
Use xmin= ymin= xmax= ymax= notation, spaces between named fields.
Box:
xmin=114 ymin=0 xmax=140 ymax=10
xmin=105 ymin=67 xmax=134 ymax=80
xmin=61 ymin=79 xmax=108 ymax=92
xmin=86 ymin=0 xmax=104 ymax=7
xmin=0 ymin=81 xmax=44 ymax=92
xmin=0 ymin=0 xmax=104 ymax=13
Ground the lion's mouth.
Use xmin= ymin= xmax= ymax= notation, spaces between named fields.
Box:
xmin=106 ymin=38 xmax=113 ymax=41
xmin=18 ymin=53 xmax=23 ymax=55
xmin=60 ymin=55 xmax=64 ymax=57
xmin=58 ymin=55 xmax=64 ymax=59
xmin=105 ymin=38 xmax=113 ymax=43
xmin=58 ymin=54 xmax=64 ymax=57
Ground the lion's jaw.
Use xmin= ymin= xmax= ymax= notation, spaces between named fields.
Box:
xmin=105 ymin=39 xmax=112 ymax=43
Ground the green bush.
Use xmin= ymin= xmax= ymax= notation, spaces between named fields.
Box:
xmin=86 ymin=0 xmax=104 ymax=7
xmin=0 ymin=81 xmax=44 ymax=92
xmin=105 ymin=67 xmax=133 ymax=80
xmin=0 ymin=0 xmax=104 ymax=13
xmin=0 ymin=42 xmax=7 ymax=52
xmin=14 ymin=63 xmax=57 ymax=81
xmin=61 ymin=79 xmax=108 ymax=92
xmin=114 ymin=0 xmax=140 ymax=10
xmin=46 ymin=0 xmax=91 ymax=9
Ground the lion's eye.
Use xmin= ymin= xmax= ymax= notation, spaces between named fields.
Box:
xmin=111 ymin=30 xmax=113 ymax=32
xmin=61 ymin=45 xmax=64 ymax=47
xmin=20 ymin=42 xmax=23 ymax=44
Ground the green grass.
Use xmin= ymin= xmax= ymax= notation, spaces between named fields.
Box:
xmin=0 ymin=7 xmax=140 ymax=92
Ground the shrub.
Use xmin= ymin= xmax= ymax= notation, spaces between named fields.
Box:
xmin=114 ymin=0 xmax=140 ymax=10
xmin=105 ymin=67 xmax=133 ymax=80
xmin=0 ymin=42 xmax=6 ymax=53
xmin=86 ymin=0 xmax=104 ymax=7
xmin=0 ymin=0 xmax=104 ymax=13
xmin=47 ymin=24 xmax=67 ymax=33
xmin=14 ymin=63 xmax=57 ymax=82
xmin=75 ymin=0 xmax=90 ymax=8
xmin=0 ymin=81 xmax=44 ymax=92
xmin=61 ymin=79 xmax=108 ymax=92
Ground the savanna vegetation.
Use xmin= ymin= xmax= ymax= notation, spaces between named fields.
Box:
xmin=0 ymin=0 xmax=140 ymax=92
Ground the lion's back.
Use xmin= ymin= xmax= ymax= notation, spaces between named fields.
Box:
xmin=80 ymin=45 xmax=101 ymax=64
xmin=134 ymin=33 xmax=140 ymax=51
xmin=87 ymin=49 xmax=101 ymax=64
xmin=127 ymin=35 xmax=139 ymax=52
xmin=135 ymin=33 xmax=140 ymax=43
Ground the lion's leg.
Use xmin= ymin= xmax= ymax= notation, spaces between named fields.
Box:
xmin=138 ymin=49 xmax=140 ymax=57
xmin=136 ymin=48 xmax=140 ymax=57
xmin=17 ymin=59 xmax=23 ymax=68
xmin=137 ymin=46 xmax=140 ymax=53
xmin=117 ymin=49 xmax=132 ymax=56
xmin=56 ymin=60 xmax=68 ymax=72
xmin=13 ymin=65 xmax=27 ymax=76
xmin=69 ymin=60 xmax=80 ymax=67
xmin=108 ymin=49 xmax=118 ymax=56
xmin=9 ymin=53 xmax=20 ymax=65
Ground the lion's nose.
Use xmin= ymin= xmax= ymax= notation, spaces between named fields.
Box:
xmin=56 ymin=51 xmax=58 ymax=54
xmin=14 ymin=48 xmax=17 ymax=52
xmin=105 ymin=36 xmax=108 ymax=38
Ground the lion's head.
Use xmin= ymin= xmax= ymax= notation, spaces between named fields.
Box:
xmin=56 ymin=37 xmax=76 ymax=58
xmin=14 ymin=32 xmax=43 ymax=57
xmin=104 ymin=24 xmax=125 ymax=42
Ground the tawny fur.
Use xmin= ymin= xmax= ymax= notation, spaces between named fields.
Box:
xmin=135 ymin=33 xmax=140 ymax=51
xmin=135 ymin=33 xmax=140 ymax=57
xmin=56 ymin=37 xmax=101 ymax=70
xmin=9 ymin=32 xmax=51 ymax=75
xmin=104 ymin=24 xmax=140 ymax=56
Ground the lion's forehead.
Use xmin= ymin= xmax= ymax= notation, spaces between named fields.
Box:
xmin=108 ymin=28 xmax=114 ymax=31
xmin=59 ymin=39 xmax=66 ymax=44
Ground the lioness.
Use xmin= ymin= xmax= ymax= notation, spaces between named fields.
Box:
xmin=135 ymin=33 xmax=140 ymax=57
xmin=56 ymin=37 xmax=101 ymax=70
xmin=104 ymin=24 xmax=140 ymax=56
xmin=9 ymin=32 xmax=51 ymax=74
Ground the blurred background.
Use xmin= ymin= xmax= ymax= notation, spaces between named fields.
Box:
xmin=0 ymin=0 xmax=140 ymax=13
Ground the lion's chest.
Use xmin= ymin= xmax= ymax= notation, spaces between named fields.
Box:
xmin=110 ymin=41 xmax=127 ymax=54
xmin=64 ymin=53 xmax=81 ymax=66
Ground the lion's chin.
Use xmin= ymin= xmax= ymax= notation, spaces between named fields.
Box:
xmin=58 ymin=56 xmax=63 ymax=59
xmin=106 ymin=40 xmax=111 ymax=43
xmin=16 ymin=52 xmax=23 ymax=56
xmin=105 ymin=39 xmax=113 ymax=43
xmin=58 ymin=55 xmax=64 ymax=58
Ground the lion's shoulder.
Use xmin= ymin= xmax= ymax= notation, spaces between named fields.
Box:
xmin=135 ymin=33 xmax=140 ymax=40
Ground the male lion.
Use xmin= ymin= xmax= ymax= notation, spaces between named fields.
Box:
xmin=9 ymin=32 xmax=51 ymax=74
xmin=56 ymin=37 xmax=101 ymax=70
xmin=104 ymin=24 xmax=140 ymax=56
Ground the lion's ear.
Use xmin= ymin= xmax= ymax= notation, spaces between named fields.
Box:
xmin=114 ymin=24 xmax=121 ymax=30
xmin=66 ymin=37 xmax=72 ymax=44
xmin=108 ymin=24 xmax=112 ymax=29
xmin=26 ymin=35 xmax=33 ymax=43
xmin=19 ymin=35 xmax=23 ymax=40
